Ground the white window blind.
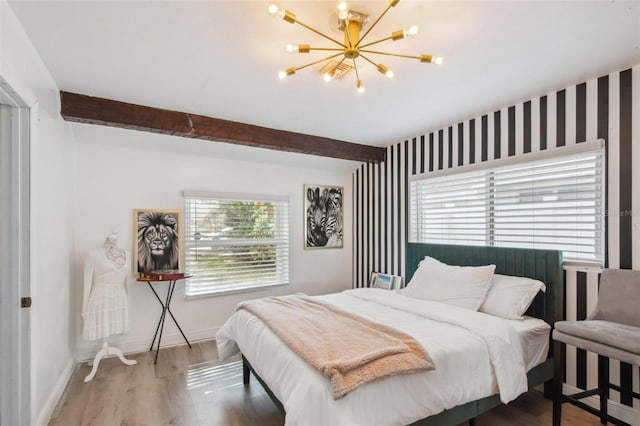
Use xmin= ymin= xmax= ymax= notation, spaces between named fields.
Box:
xmin=184 ymin=191 xmax=289 ymax=297
xmin=410 ymin=142 xmax=604 ymax=263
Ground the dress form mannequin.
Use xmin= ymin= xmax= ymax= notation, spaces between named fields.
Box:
xmin=82 ymin=232 xmax=137 ymax=382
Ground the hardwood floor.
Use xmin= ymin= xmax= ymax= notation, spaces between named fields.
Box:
xmin=50 ymin=340 xmax=602 ymax=426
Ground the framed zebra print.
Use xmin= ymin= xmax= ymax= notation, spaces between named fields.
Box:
xmin=304 ymin=184 xmax=343 ymax=249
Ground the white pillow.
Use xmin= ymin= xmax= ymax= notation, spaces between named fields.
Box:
xmin=479 ymin=274 xmax=546 ymax=319
xmin=401 ymin=256 xmax=495 ymax=310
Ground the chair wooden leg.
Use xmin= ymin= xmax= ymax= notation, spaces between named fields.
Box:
xmin=553 ymin=340 xmax=564 ymax=426
xmin=598 ymin=355 xmax=609 ymax=424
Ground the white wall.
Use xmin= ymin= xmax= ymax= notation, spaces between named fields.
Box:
xmin=72 ymin=123 xmax=355 ymax=360
xmin=1 ymin=3 xmax=77 ymax=425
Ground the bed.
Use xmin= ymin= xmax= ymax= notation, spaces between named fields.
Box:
xmin=217 ymin=243 xmax=564 ymax=425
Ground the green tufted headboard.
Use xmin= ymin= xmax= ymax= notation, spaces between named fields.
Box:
xmin=406 ymin=243 xmax=564 ymax=329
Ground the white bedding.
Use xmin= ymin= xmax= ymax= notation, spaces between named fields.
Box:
xmin=508 ymin=315 xmax=551 ymax=371
xmin=216 ymin=288 xmax=550 ymax=426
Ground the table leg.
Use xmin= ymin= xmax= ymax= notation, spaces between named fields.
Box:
xmin=145 ymin=279 xmax=192 ymax=364
xmin=147 ymin=281 xmax=164 ymax=351
xmin=164 ymin=280 xmax=192 ymax=348
xmin=153 ymin=280 xmax=174 ymax=364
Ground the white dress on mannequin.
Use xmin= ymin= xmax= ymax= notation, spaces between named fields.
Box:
xmin=83 ymin=238 xmax=130 ymax=340
xmin=82 ymin=233 xmax=136 ymax=382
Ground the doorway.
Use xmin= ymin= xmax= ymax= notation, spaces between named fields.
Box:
xmin=0 ymin=78 xmax=31 ymax=426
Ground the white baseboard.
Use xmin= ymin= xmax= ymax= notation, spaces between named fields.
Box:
xmin=36 ymin=358 xmax=75 ymax=426
xmin=563 ymin=383 xmax=640 ymax=425
xmin=76 ymin=326 xmax=220 ymax=362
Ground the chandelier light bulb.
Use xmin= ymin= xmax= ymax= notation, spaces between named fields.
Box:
xmin=287 ymin=43 xmax=310 ymax=53
xmin=268 ymin=3 xmax=280 ymax=16
xmin=377 ymin=63 xmax=393 ymax=78
xmin=404 ymin=25 xmax=419 ymax=37
xmin=268 ymin=3 xmax=290 ymax=20
xmin=356 ymin=80 xmax=365 ymax=94
xmin=279 ymin=67 xmax=297 ymax=79
xmin=419 ymin=54 xmax=444 ymax=65
xmin=337 ymin=1 xmax=349 ymax=20
xmin=324 ymin=73 xmax=333 ymax=82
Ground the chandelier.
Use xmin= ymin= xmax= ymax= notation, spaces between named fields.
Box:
xmin=268 ymin=1 xmax=443 ymax=93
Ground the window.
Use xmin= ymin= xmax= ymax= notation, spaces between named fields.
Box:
xmin=410 ymin=141 xmax=605 ymax=263
xmin=184 ymin=191 xmax=289 ymax=296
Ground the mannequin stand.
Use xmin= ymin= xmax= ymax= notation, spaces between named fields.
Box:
xmin=84 ymin=340 xmax=137 ymax=383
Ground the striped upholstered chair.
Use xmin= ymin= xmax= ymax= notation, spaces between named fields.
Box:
xmin=552 ymin=269 xmax=640 ymax=425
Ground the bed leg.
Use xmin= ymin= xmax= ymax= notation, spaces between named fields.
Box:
xmin=242 ymin=355 xmax=250 ymax=385
xmin=468 ymin=418 xmax=476 ymax=426
xmin=543 ymin=380 xmax=554 ymax=399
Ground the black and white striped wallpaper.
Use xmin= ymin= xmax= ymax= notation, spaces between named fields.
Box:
xmin=353 ymin=66 xmax=639 ymax=412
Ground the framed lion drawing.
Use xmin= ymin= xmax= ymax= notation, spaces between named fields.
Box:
xmin=133 ymin=209 xmax=182 ymax=276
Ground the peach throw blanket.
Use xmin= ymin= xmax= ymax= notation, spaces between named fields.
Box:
xmin=238 ymin=294 xmax=435 ymax=399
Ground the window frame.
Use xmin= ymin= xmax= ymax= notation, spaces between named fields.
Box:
xmin=183 ymin=190 xmax=290 ymax=298
xmin=409 ymin=140 xmax=605 ymax=265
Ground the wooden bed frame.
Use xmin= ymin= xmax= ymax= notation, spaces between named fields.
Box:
xmin=242 ymin=242 xmax=564 ymax=425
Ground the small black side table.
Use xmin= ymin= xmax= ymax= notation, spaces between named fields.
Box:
xmin=137 ymin=273 xmax=192 ymax=364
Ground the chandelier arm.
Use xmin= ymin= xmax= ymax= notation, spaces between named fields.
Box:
xmin=355 ymin=4 xmax=394 ymax=48
xmin=353 ymin=59 xmax=365 ymax=91
xmin=292 ymin=53 xmax=345 ymax=71
xmin=292 ymin=18 xmax=346 ymax=48
xmin=308 ymin=47 xmax=344 ymax=52
xmin=360 ymin=50 xmax=422 ymax=60
xmin=352 ymin=59 xmax=361 ymax=81
xmin=359 ymin=53 xmax=380 ymax=68
xmin=358 ymin=36 xmax=394 ymax=50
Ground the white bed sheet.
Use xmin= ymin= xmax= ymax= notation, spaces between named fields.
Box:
xmin=507 ymin=315 xmax=551 ymax=371
xmin=216 ymin=288 xmax=550 ymax=426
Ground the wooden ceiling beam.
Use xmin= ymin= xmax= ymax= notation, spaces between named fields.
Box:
xmin=60 ymin=92 xmax=385 ymax=163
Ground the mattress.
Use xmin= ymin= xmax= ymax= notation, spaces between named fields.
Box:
xmin=217 ymin=288 xmax=551 ymax=426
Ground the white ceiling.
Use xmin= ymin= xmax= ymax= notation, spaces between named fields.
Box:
xmin=8 ymin=0 xmax=640 ymax=148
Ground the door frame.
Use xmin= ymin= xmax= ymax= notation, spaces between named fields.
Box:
xmin=0 ymin=78 xmax=31 ymax=426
